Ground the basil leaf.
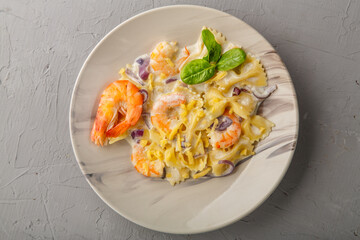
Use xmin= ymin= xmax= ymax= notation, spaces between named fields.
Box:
xmin=180 ymin=59 xmax=216 ymax=85
xmin=202 ymin=29 xmax=222 ymax=64
xmin=216 ymin=48 xmax=246 ymax=71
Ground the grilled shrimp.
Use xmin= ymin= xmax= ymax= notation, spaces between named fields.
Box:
xmin=131 ymin=144 xmax=164 ymax=177
xmin=209 ymin=111 xmax=242 ymax=149
xmin=151 ymin=94 xmax=186 ymax=133
xmin=150 ymin=41 xmax=179 ymax=77
xmin=91 ymin=80 xmax=143 ymax=146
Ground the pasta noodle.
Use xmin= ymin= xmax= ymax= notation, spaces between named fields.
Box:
xmin=216 ymin=55 xmax=267 ymax=91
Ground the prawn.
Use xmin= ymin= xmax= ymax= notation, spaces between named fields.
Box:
xmin=91 ymin=80 xmax=143 ymax=146
xmin=131 ymin=144 xmax=164 ymax=177
xmin=150 ymin=41 xmax=179 ymax=77
xmin=209 ymin=111 xmax=242 ymax=149
xmin=151 ymin=94 xmax=186 ymax=133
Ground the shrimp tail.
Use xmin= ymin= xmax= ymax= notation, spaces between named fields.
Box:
xmin=91 ymin=117 xmax=107 ymax=146
xmin=126 ymin=83 xmax=143 ymax=125
xmin=127 ymin=105 xmax=143 ymax=125
xmin=106 ymin=121 xmax=130 ymax=137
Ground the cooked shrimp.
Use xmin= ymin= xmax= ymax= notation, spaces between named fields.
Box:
xmin=209 ymin=111 xmax=242 ymax=149
xmin=150 ymin=41 xmax=179 ymax=77
xmin=131 ymin=144 xmax=164 ymax=177
xmin=91 ymin=80 xmax=143 ymax=146
xmin=151 ymin=94 xmax=186 ymax=133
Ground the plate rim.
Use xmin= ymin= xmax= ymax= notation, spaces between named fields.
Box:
xmin=69 ymin=4 xmax=299 ymax=234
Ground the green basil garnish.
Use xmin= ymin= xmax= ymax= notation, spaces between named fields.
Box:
xmin=180 ymin=29 xmax=247 ymax=85
xmin=180 ymin=59 xmax=216 ymax=85
xmin=202 ymin=29 xmax=222 ymax=64
xmin=216 ymin=48 xmax=246 ymax=71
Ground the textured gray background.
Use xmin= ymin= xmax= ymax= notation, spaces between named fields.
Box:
xmin=1 ymin=0 xmax=360 ymax=239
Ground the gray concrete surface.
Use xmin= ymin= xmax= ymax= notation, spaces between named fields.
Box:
xmin=1 ymin=0 xmax=360 ymax=239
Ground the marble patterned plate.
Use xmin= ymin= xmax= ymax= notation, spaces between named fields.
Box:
xmin=69 ymin=5 xmax=298 ymax=234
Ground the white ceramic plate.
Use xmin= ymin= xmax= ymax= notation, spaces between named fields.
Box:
xmin=69 ymin=5 xmax=298 ymax=234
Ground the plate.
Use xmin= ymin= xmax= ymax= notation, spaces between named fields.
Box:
xmin=69 ymin=5 xmax=298 ymax=234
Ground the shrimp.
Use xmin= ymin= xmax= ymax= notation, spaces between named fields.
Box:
xmin=151 ymin=94 xmax=186 ymax=133
xmin=150 ymin=41 xmax=179 ymax=77
xmin=131 ymin=144 xmax=164 ymax=177
xmin=209 ymin=111 xmax=242 ymax=149
xmin=91 ymin=80 xmax=143 ymax=146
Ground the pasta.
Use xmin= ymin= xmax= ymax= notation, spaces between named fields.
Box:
xmin=90 ymin=27 xmax=276 ymax=185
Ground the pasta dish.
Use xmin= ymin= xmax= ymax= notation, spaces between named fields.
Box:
xmin=90 ymin=27 xmax=276 ymax=185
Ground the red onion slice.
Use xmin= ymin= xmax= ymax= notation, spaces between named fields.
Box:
xmin=138 ymin=57 xmax=150 ymax=80
xmin=165 ymin=78 xmax=177 ymax=84
xmin=232 ymin=87 xmax=249 ymax=96
xmin=125 ymin=68 xmax=145 ymax=86
xmin=139 ymin=89 xmax=148 ymax=103
xmin=131 ymin=129 xmax=144 ymax=139
xmin=206 ymin=160 xmax=235 ymax=177
xmin=252 ymin=85 xmax=277 ymax=99
xmin=251 ymin=101 xmax=263 ymax=116
xmin=141 ymin=113 xmax=152 ymax=129
xmin=217 ymin=160 xmax=235 ymax=176
xmin=136 ymin=58 xmax=144 ymax=65
xmin=215 ymin=115 xmax=233 ymax=131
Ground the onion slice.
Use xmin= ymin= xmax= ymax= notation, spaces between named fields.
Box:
xmin=141 ymin=113 xmax=152 ymax=129
xmin=139 ymin=89 xmax=148 ymax=103
xmin=131 ymin=129 xmax=144 ymax=139
xmin=207 ymin=160 xmax=235 ymax=178
xmin=218 ymin=160 xmax=235 ymax=176
xmin=137 ymin=57 xmax=150 ymax=80
xmin=252 ymin=85 xmax=277 ymax=99
xmin=251 ymin=100 xmax=263 ymax=116
xmin=215 ymin=115 xmax=233 ymax=131
xmin=232 ymin=87 xmax=249 ymax=96
xmin=125 ymin=68 xmax=145 ymax=86
xmin=136 ymin=58 xmax=144 ymax=65
xmin=165 ymin=78 xmax=177 ymax=84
